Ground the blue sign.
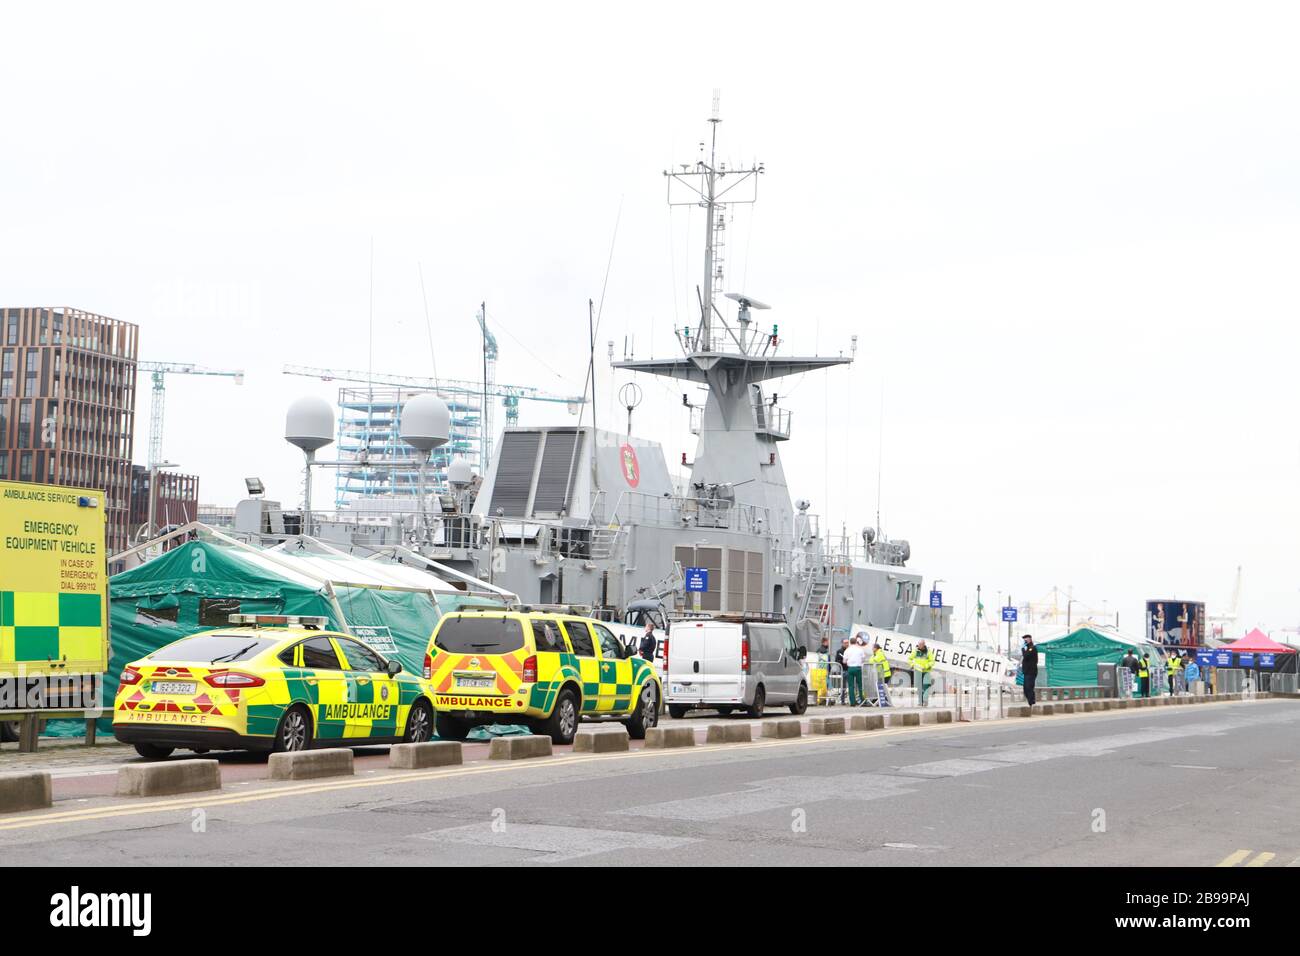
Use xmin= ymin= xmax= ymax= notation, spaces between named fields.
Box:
xmin=685 ymin=567 xmax=709 ymax=593
xmin=1259 ymin=653 xmax=1275 ymax=669
xmin=1212 ymin=649 xmax=1234 ymax=667
xmin=1196 ymin=650 xmax=1214 ymax=667
xmin=1238 ymin=653 xmax=1256 ymax=669
xmin=929 ymin=590 xmax=943 ymax=609
xmin=1001 ymin=606 xmax=1018 ymax=623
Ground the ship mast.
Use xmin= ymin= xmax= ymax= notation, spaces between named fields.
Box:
xmin=665 ymin=90 xmax=764 ymax=356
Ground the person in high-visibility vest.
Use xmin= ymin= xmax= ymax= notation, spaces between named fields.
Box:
xmin=909 ymin=640 xmax=936 ymax=706
xmin=1165 ymin=652 xmax=1181 ymax=695
xmin=870 ymin=642 xmax=892 ymax=707
xmin=1137 ymin=652 xmax=1151 ymax=698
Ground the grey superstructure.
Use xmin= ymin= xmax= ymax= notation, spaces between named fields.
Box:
xmin=432 ymin=105 xmax=952 ymax=647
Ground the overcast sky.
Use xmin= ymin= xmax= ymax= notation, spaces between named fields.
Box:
xmin=2 ymin=2 xmax=1296 ymax=637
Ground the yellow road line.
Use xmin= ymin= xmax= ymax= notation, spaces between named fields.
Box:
xmin=1245 ymin=852 xmax=1275 ymax=867
xmin=1216 ymin=850 xmax=1251 ymax=867
xmin=0 ymin=721 xmax=972 ymax=831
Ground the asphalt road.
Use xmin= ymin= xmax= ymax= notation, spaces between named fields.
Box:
xmin=2 ymin=699 xmax=1297 ymax=866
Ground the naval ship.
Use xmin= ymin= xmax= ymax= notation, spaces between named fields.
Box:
xmin=429 ymin=105 xmax=953 ymax=649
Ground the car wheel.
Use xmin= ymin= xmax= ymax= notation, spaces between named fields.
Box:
xmin=667 ymin=704 xmax=689 ymax=719
xmin=133 ymin=742 xmax=174 ymax=760
xmin=435 ymin=712 xmax=469 ymax=741
xmin=747 ymin=685 xmax=766 ymax=719
xmin=716 ymin=706 xmax=734 ymax=716
xmin=788 ymin=683 xmax=809 ymax=715
xmin=0 ymin=721 xmax=17 ymax=743
xmin=404 ymin=700 xmax=434 ymax=743
xmin=273 ymin=705 xmax=313 ymax=753
xmin=625 ymin=682 xmax=660 ymax=740
xmin=543 ymin=688 xmax=580 ymax=745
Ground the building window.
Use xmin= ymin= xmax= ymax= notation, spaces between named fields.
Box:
xmin=19 ymin=452 xmax=32 ymax=481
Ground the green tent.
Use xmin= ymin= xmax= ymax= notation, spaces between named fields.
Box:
xmin=55 ymin=533 xmax=505 ymax=735
xmin=1035 ymin=626 xmax=1165 ymax=687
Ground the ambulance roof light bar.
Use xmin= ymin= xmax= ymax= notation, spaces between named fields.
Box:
xmin=228 ymin=614 xmax=328 ymax=630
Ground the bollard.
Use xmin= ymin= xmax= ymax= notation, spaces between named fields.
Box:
xmin=488 ymin=735 xmax=553 ymax=760
xmin=849 ymin=713 xmax=885 ymax=730
xmin=270 ymin=748 xmax=354 ymax=780
xmin=761 ymin=719 xmax=802 ymax=739
xmin=645 ymin=726 xmax=695 ymax=749
xmin=808 ymin=716 xmax=846 ymax=735
xmin=884 ymin=712 xmax=920 ymax=727
xmin=390 ymin=741 xmax=463 ymax=769
xmin=117 ymin=759 xmax=221 ymax=796
xmin=705 ymin=723 xmax=752 ymax=744
xmin=574 ymin=726 xmax=630 ymax=753
xmin=0 ymin=771 xmax=52 ymax=813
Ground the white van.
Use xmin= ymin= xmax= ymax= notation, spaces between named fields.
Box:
xmin=665 ymin=617 xmax=809 ymax=718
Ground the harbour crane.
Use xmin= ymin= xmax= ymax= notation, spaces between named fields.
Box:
xmin=138 ymin=361 xmax=245 ymax=468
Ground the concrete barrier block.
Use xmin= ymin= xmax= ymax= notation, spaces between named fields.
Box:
xmin=1035 ymin=703 xmax=1056 ymax=715
xmin=920 ymin=710 xmax=953 ymax=724
xmin=1057 ymin=702 xmax=1076 ymax=714
xmin=0 ymin=771 xmax=52 ymax=813
xmin=705 ymin=723 xmax=752 ymax=743
xmin=645 ymin=726 xmax=696 ymax=749
xmin=117 ymin=759 xmax=221 ymax=797
xmin=269 ymin=748 xmax=354 ymax=781
xmin=488 ymin=735 xmax=553 ymax=760
xmin=809 ymin=716 xmax=846 ymax=735
xmin=573 ymin=726 xmax=630 ymax=753
xmin=849 ymin=713 xmax=886 ymax=730
xmin=1007 ymin=705 xmax=1031 ymax=717
xmin=885 ymin=712 xmax=920 ymax=727
xmin=390 ymin=741 xmax=463 ymax=769
xmin=762 ymin=719 xmax=802 ymax=738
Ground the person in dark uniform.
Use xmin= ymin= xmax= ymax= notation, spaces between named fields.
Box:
xmin=1020 ymin=635 xmax=1039 ymax=706
xmin=638 ymin=620 xmax=658 ymax=662
xmin=1121 ymin=647 xmax=1141 ymax=697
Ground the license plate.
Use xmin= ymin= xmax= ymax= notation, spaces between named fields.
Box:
xmin=457 ymin=677 xmax=494 ymax=689
xmin=671 ymin=684 xmax=689 ymax=695
xmin=151 ymin=681 xmax=196 ymax=695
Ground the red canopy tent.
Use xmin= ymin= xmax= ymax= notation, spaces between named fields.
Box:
xmin=1223 ymin=629 xmax=1295 ymax=654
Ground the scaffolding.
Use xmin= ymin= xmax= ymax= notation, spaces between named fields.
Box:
xmin=334 ymin=386 xmax=481 ymax=507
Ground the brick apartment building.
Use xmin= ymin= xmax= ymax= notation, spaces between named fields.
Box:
xmin=0 ymin=307 xmax=138 ymax=553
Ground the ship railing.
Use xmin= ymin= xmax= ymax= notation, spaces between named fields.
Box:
xmin=688 ymin=401 xmax=792 ymax=440
xmin=609 ymin=490 xmax=774 ymax=534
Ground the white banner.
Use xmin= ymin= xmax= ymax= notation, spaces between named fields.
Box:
xmin=848 ymin=626 xmax=1017 ymax=685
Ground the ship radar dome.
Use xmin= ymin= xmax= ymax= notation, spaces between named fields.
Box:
xmin=285 ymin=396 xmax=335 ymax=452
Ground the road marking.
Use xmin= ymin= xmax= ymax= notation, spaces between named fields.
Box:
xmin=1216 ymin=850 xmax=1251 ymax=867
xmin=1245 ymin=852 xmax=1275 ymax=867
xmin=0 ymin=725 xmax=970 ymax=831
xmin=1170 ymin=764 xmax=1217 ymax=770
xmin=1 ymin=700 xmax=1290 ymax=833
xmin=417 ymin=822 xmax=696 ymax=863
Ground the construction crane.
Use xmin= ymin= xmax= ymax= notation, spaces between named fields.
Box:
xmin=282 ymin=364 xmax=585 ymax=445
xmin=138 ymin=361 xmax=245 ymax=467
xmin=475 ymin=303 xmax=499 ymax=464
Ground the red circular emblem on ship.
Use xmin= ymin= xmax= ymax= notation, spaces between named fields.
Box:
xmin=619 ymin=443 xmax=640 ymax=488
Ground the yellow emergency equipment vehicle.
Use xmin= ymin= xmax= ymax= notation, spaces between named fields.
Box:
xmin=424 ymin=609 xmax=661 ymax=744
xmin=113 ymin=615 xmax=436 ymax=759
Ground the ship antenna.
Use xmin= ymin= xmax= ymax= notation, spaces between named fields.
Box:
xmin=664 ymin=90 xmax=763 ymax=357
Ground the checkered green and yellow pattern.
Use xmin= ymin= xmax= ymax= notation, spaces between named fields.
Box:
xmin=0 ymin=590 xmax=103 ymax=668
xmin=428 ymin=610 xmax=660 ymax=721
xmin=114 ymin=627 xmax=436 ymax=750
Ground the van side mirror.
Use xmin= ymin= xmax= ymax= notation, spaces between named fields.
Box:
xmin=795 ymin=646 xmax=807 ymax=660
xmin=387 ymin=660 xmax=403 ymax=677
